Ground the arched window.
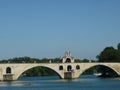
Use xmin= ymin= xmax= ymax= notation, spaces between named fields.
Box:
xmin=76 ymin=65 xmax=80 ymax=70
xmin=6 ymin=67 xmax=11 ymax=74
xmin=65 ymin=58 xmax=71 ymax=63
xmin=67 ymin=65 xmax=72 ymax=71
xmin=59 ymin=66 xmax=63 ymax=70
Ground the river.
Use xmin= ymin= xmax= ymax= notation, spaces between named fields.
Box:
xmin=0 ymin=75 xmax=120 ymax=90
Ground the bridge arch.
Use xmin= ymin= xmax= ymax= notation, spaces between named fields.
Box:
xmin=15 ymin=65 xmax=63 ymax=80
xmin=80 ymin=64 xmax=119 ymax=77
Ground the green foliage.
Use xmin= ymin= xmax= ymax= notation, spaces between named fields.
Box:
xmin=74 ymin=59 xmax=81 ymax=63
xmin=82 ymin=59 xmax=89 ymax=62
xmin=118 ymin=43 xmax=120 ymax=51
xmin=97 ymin=43 xmax=120 ymax=62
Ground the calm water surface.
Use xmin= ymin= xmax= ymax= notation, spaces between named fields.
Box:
xmin=0 ymin=75 xmax=120 ymax=90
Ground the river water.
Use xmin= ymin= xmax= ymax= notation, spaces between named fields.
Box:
xmin=0 ymin=75 xmax=120 ymax=90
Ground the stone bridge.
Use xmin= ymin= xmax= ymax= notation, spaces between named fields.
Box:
xmin=0 ymin=51 xmax=120 ymax=81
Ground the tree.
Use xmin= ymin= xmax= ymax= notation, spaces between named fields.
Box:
xmin=97 ymin=47 xmax=119 ymax=62
xmin=118 ymin=43 xmax=120 ymax=52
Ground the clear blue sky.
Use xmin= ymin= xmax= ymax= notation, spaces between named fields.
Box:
xmin=0 ymin=0 xmax=120 ymax=60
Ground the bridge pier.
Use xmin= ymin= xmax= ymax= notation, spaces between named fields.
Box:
xmin=64 ymin=71 xmax=78 ymax=79
xmin=3 ymin=74 xmax=15 ymax=81
xmin=64 ymin=72 xmax=73 ymax=79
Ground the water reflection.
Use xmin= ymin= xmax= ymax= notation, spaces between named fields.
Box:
xmin=0 ymin=75 xmax=120 ymax=90
xmin=0 ymin=81 xmax=32 ymax=87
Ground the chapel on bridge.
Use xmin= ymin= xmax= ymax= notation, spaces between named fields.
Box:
xmin=60 ymin=51 xmax=75 ymax=63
